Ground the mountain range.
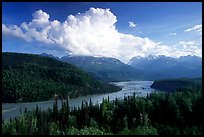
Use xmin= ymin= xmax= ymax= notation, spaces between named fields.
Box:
xmin=128 ymin=55 xmax=202 ymax=80
xmin=60 ymin=55 xmax=145 ymax=82
xmin=41 ymin=53 xmax=202 ymax=81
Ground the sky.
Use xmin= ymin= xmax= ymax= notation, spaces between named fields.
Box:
xmin=2 ymin=2 xmax=202 ymax=63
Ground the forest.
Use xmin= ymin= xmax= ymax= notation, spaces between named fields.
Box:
xmin=2 ymin=52 xmax=121 ymax=103
xmin=2 ymin=78 xmax=202 ymax=135
xmin=151 ymin=78 xmax=202 ymax=92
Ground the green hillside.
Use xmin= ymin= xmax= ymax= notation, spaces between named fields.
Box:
xmin=2 ymin=52 xmax=121 ymax=103
xmin=150 ymin=78 xmax=202 ymax=92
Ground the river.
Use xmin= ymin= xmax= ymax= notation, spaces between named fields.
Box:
xmin=2 ymin=81 xmax=154 ymax=121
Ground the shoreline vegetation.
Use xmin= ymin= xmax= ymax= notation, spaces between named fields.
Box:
xmin=2 ymin=79 xmax=202 ymax=135
xmin=150 ymin=78 xmax=202 ymax=92
xmin=2 ymin=52 xmax=202 ymax=135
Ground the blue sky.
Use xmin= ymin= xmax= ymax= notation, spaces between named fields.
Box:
xmin=2 ymin=2 xmax=202 ymax=63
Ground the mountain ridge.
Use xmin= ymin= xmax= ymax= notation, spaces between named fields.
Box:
xmin=60 ymin=55 xmax=146 ymax=82
xmin=39 ymin=53 xmax=202 ymax=81
xmin=129 ymin=55 xmax=202 ymax=80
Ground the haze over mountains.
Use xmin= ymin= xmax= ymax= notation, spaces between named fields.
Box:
xmin=41 ymin=53 xmax=202 ymax=81
xmin=128 ymin=55 xmax=202 ymax=80
xmin=41 ymin=53 xmax=145 ymax=81
xmin=61 ymin=55 xmax=146 ymax=82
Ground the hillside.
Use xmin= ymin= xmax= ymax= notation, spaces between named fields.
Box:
xmin=150 ymin=77 xmax=202 ymax=92
xmin=2 ymin=52 xmax=121 ymax=103
xmin=60 ymin=55 xmax=145 ymax=82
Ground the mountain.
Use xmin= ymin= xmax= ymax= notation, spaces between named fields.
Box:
xmin=60 ymin=55 xmax=145 ymax=82
xmin=2 ymin=52 xmax=121 ymax=103
xmin=40 ymin=53 xmax=60 ymax=60
xmin=128 ymin=55 xmax=202 ymax=80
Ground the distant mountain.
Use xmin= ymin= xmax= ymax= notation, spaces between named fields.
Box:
xmin=2 ymin=52 xmax=121 ymax=103
xmin=129 ymin=55 xmax=202 ymax=80
xmin=40 ymin=53 xmax=60 ymax=60
xmin=60 ymin=55 xmax=146 ymax=82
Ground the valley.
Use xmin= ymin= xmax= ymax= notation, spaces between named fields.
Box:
xmin=2 ymin=2 xmax=202 ymax=135
xmin=2 ymin=53 xmax=202 ymax=135
xmin=2 ymin=80 xmax=154 ymax=121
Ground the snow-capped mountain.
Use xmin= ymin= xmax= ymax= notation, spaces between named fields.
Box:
xmin=40 ymin=53 xmax=202 ymax=81
xmin=129 ymin=55 xmax=202 ymax=80
xmin=60 ymin=55 xmax=146 ymax=81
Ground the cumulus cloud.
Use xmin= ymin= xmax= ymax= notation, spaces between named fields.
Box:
xmin=2 ymin=24 xmax=32 ymax=42
xmin=169 ymin=33 xmax=176 ymax=36
xmin=179 ymin=41 xmax=197 ymax=46
xmin=32 ymin=10 xmax=50 ymax=25
xmin=176 ymin=40 xmax=201 ymax=56
xmin=2 ymin=8 xmax=202 ymax=63
xmin=185 ymin=24 xmax=202 ymax=35
xmin=129 ymin=21 xmax=136 ymax=28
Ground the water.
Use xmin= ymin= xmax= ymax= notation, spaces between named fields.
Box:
xmin=2 ymin=81 xmax=154 ymax=121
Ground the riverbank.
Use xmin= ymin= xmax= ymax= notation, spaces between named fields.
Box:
xmin=2 ymin=81 xmax=154 ymax=121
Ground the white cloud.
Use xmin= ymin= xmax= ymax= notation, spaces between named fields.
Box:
xmin=30 ymin=10 xmax=50 ymax=29
xmin=2 ymin=8 xmax=202 ymax=63
xmin=2 ymin=24 xmax=32 ymax=42
xmin=176 ymin=40 xmax=201 ymax=56
xmin=169 ymin=33 xmax=176 ymax=36
xmin=129 ymin=21 xmax=136 ymax=28
xmin=179 ymin=41 xmax=194 ymax=49
xmin=32 ymin=10 xmax=50 ymax=24
xmin=185 ymin=24 xmax=202 ymax=35
xmin=179 ymin=41 xmax=197 ymax=46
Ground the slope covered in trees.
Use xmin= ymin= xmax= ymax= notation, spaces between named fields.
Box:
xmin=150 ymin=78 xmax=202 ymax=92
xmin=2 ymin=83 xmax=202 ymax=135
xmin=2 ymin=52 xmax=121 ymax=103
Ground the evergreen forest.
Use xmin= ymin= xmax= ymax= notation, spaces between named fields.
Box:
xmin=2 ymin=78 xmax=202 ymax=135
